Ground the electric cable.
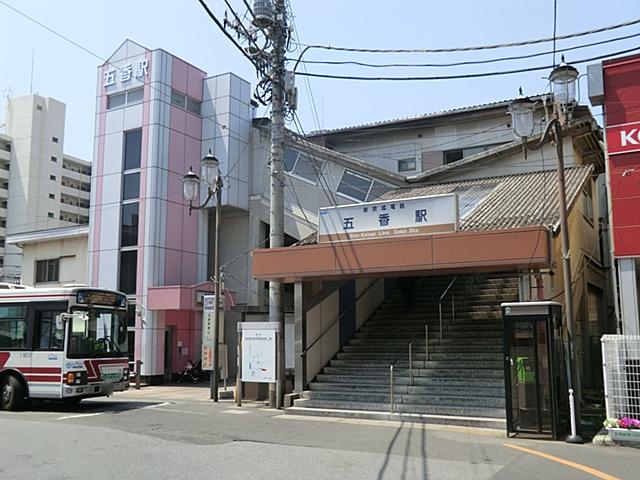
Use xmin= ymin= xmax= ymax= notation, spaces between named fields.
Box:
xmin=290 ymin=30 xmax=640 ymax=70
xmin=293 ymin=17 xmax=640 ymax=54
xmin=295 ymin=45 xmax=640 ymax=81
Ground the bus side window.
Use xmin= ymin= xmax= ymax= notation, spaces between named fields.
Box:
xmin=36 ymin=311 xmax=64 ymax=351
xmin=0 ymin=306 xmax=28 ymax=349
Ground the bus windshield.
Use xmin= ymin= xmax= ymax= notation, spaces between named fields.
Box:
xmin=67 ymin=308 xmax=128 ymax=358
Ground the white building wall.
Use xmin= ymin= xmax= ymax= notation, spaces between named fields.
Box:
xmin=19 ymin=235 xmax=88 ymax=287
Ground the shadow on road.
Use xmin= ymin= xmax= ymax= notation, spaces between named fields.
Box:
xmin=23 ymin=399 xmax=166 ymax=415
xmin=377 ymin=421 xmax=431 ymax=480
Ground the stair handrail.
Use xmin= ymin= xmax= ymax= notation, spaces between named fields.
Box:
xmin=438 ymin=275 xmax=458 ymax=340
xmin=300 ymin=279 xmax=381 ymax=359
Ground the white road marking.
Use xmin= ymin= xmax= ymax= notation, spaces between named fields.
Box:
xmin=57 ymin=412 xmax=105 ymax=420
xmin=222 ymin=409 xmax=249 ymax=415
xmin=140 ymin=401 xmax=171 ymax=409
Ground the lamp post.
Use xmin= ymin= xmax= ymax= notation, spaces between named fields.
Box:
xmin=182 ymin=149 xmax=223 ymax=402
xmin=509 ymin=58 xmax=583 ymax=444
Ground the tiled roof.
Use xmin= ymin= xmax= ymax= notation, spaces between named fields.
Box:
xmin=383 ymin=165 xmax=593 ymax=231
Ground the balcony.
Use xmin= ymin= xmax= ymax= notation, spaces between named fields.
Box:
xmin=61 ymin=184 xmax=90 ymax=200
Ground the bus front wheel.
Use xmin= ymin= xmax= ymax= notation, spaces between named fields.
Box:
xmin=0 ymin=374 xmax=26 ymax=411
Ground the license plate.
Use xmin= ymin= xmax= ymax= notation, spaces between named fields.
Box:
xmin=100 ymin=366 xmax=124 ymax=383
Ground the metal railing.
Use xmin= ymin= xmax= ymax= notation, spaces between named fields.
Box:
xmin=438 ymin=275 xmax=458 ymax=340
xmin=601 ymin=334 xmax=640 ymax=421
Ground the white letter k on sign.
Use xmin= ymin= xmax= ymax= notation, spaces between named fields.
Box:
xmin=621 ymin=128 xmax=639 ymax=146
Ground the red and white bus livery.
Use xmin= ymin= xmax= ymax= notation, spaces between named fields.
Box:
xmin=0 ymin=286 xmax=129 ymax=410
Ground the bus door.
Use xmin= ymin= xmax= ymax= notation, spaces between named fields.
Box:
xmin=29 ymin=303 xmax=66 ymax=398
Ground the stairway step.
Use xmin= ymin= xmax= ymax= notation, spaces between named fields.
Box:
xmin=315 ymin=374 xmax=505 ymax=388
xmin=309 ymin=382 xmax=504 ymax=398
xmin=322 ymin=366 xmax=504 ymax=378
xmin=329 ymin=359 xmax=504 ymax=369
xmin=293 ymin=398 xmax=506 ymax=420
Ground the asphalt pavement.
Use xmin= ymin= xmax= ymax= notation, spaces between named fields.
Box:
xmin=0 ymin=385 xmax=636 ymax=480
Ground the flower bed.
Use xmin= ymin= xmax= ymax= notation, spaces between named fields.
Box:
xmin=604 ymin=417 xmax=640 ymax=445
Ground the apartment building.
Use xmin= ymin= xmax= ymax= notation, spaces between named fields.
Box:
xmin=0 ymin=94 xmax=91 ymax=282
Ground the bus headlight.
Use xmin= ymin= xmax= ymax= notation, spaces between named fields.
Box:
xmin=66 ymin=372 xmax=86 ymax=385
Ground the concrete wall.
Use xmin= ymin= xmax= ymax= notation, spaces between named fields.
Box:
xmin=355 ymin=278 xmax=386 ymax=330
xmin=20 ymin=235 xmax=88 ymax=287
xmin=305 ymin=287 xmax=340 ymax=384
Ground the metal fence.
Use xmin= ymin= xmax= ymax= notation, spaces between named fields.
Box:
xmin=601 ymin=335 xmax=640 ymax=420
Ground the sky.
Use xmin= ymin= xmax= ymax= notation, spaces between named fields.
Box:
xmin=0 ymin=0 xmax=639 ymax=161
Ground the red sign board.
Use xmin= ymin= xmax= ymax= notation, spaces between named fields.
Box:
xmin=606 ymin=121 xmax=640 ymax=156
xmin=604 ymin=55 xmax=640 ymax=257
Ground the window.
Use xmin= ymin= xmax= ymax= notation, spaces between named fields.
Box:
xmin=36 ymin=311 xmax=64 ymax=351
xmin=583 ymin=182 xmax=594 ymax=224
xmin=52 ymin=137 xmax=59 ymax=144
xmin=49 ymin=193 xmax=55 ymax=200
xmin=0 ymin=306 xmax=28 ymax=349
xmin=186 ymin=97 xmax=201 ymax=116
xmin=1 ymin=200 xmax=6 ymax=208
xmin=0 ymin=257 xmax=3 ymax=266
xmin=35 ymin=259 xmax=59 ymax=283
xmin=51 ymin=156 xmax=57 ymax=163
xmin=283 ymin=148 xmax=324 ymax=184
xmin=0 ymin=239 xmax=4 ymax=247
xmin=50 ymin=174 xmax=56 ymax=181
xmin=337 ymin=170 xmax=372 ymax=202
xmin=124 ymin=129 xmax=142 ymax=170
xmin=107 ymin=92 xmax=126 ymax=110
xmin=122 ymin=172 xmax=140 ymax=200
xmin=126 ymin=88 xmax=144 ymax=104
xmin=121 ymin=203 xmax=139 ymax=247
xmin=397 ymin=158 xmax=417 ymax=172
xmin=336 ymin=169 xmax=394 ymax=203
xmin=0 ymin=181 xmax=7 ymax=189
xmin=36 ymin=105 xmax=43 ymax=111
xmin=47 ymin=212 xmax=54 ymax=219
xmin=119 ymin=250 xmax=137 ymax=294
xmin=0 ymin=220 xmax=5 ymax=228
xmin=444 ymin=149 xmax=464 ymax=164
xmin=171 ymin=89 xmax=186 ymax=109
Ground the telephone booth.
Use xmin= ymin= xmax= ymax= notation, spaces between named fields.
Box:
xmin=501 ymin=302 xmax=568 ymax=439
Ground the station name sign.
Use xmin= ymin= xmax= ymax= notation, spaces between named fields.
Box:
xmin=318 ymin=194 xmax=459 ymax=243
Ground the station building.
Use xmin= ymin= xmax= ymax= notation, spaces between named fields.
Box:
xmin=91 ymin=40 xmax=612 ymax=429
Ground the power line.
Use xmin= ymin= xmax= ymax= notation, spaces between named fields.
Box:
xmin=196 ymin=0 xmax=259 ymax=68
xmin=293 ymin=17 xmax=640 ymax=54
xmin=291 ymin=30 xmax=640 ymax=70
xmin=296 ymin=45 xmax=640 ymax=81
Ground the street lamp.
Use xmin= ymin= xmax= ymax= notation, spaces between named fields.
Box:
xmin=182 ymin=149 xmax=224 ymax=402
xmin=509 ymin=60 xmax=583 ymax=444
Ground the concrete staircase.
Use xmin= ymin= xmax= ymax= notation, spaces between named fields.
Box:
xmin=287 ymin=273 xmax=519 ymax=429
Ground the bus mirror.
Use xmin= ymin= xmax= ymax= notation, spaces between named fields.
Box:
xmin=55 ymin=315 xmax=64 ymax=330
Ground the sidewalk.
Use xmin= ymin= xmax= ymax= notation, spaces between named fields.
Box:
xmin=118 ymin=383 xmax=238 ymax=402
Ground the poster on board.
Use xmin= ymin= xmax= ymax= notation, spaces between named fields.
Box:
xmin=240 ymin=322 xmax=278 ymax=383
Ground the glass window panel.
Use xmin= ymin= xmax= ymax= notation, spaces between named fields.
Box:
xmin=337 ymin=170 xmax=371 ymax=202
xmin=291 ymin=154 xmax=323 ymax=184
xmin=126 ymin=88 xmax=144 ymax=104
xmin=119 ymin=250 xmax=137 ymax=295
xmin=124 ymin=129 xmax=142 ymax=170
xmin=397 ymin=158 xmax=416 ymax=172
xmin=107 ymin=93 xmax=126 ymax=110
xmin=36 ymin=311 xmax=64 ymax=351
xmin=171 ymin=89 xmax=186 ymax=108
xmin=120 ymin=203 xmax=139 ymax=247
xmin=186 ymin=97 xmax=201 ymax=116
xmin=123 ymin=172 xmax=140 ymax=200
xmin=284 ymin=148 xmax=298 ymax=172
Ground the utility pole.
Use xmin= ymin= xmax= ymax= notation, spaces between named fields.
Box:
xmin=268 ymin=0 xmax=287 ymax=410
xmin=215 ymin=0 xmax=292 ymax=409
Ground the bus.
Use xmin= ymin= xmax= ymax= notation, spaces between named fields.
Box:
xmin=0 ymin=285 xmax=130 ymax=411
